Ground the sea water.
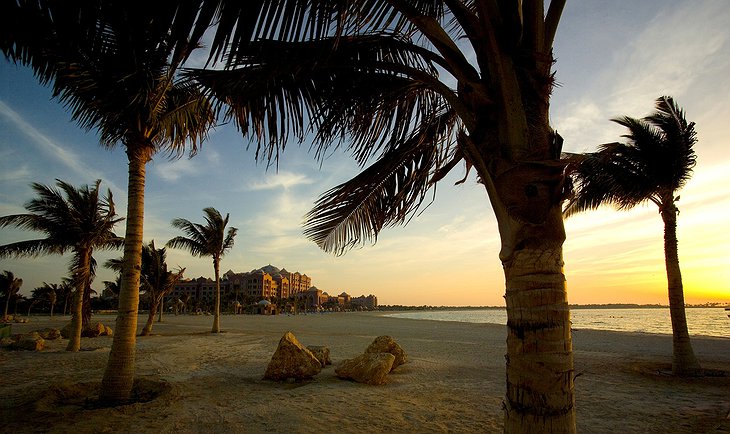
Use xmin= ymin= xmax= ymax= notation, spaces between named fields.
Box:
xmin=386 ymin=307 xmax=729 ymax=338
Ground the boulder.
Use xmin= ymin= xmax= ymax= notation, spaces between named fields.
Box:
xmin=82 ymin=322 xmax=106 ymax=337
xmin=37 ymin=328 xmax=61 ymax=340
xmin=335 ymin=352 xmax=395 ymax=385
xmin=11 ymin=331 xmax=45 ymax=351
xmin=264 ymin=331 xmax=322 ymax=381
xmin=307 ymin=345 xmax=332 ymax=367
xmin=365 ymin=335 xmax=407 ymax=371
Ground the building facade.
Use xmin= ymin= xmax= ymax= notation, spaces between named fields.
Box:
xmin=168 ymin=264 xmax=376 ymax=312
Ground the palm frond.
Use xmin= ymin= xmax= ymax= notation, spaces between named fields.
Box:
xmin=190 ymin=34 xmax=445 ymax=165
xmin=304 ymin=108 xmax=460 ymax=254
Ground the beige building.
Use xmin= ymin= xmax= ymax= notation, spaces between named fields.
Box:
xmin=170 ymin=264 xmax=376 ymax=311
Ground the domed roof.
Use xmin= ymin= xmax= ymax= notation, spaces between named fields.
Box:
xmin=258 ymin=300 xmax=271 ymax=306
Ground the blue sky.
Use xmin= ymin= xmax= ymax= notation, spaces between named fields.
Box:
xmin=1 ymin=0 xmax=729 ymax=306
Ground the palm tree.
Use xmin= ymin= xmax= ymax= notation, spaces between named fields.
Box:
xmin=2 ymin=1 xmax=216 ymax=403
xmin=108 ymin=241 xmax=186 ymax=335
xmin=185 ymin=1 xmax=574 ymax=430
xmin=1 ymin=271 xmax=23 ymax=321
xmin=58 ymin=277 xmax=74 ymax=316
xmin=167 ymin=208 xmax=237 ymax=333
xmin=565 ymin=96 xmax=701 ymax=376
xmin=32 ymin=282 xmax=59 ymax=318
xmin=0 ymin=179 xmax=123 ymax=351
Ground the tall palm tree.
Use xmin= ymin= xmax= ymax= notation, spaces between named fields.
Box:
xmin=1 ymin=1 xmax=216 ymax=403
xmin=565 ymin=96 xmax=701 ymax=376
xmin=0 ymin=179 xmax=123 ymax=350
xmin=167 ymin=208 xmax=237 ymax=333
xmin=1 ymin=271 xmax=23 ymax=321
xmin=185 ymin=1 xmax=573 ymax=430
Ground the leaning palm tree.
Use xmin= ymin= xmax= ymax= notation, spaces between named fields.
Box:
xmin=0 ymin=180 xmax=123 ymax=351
xmin=185 ymin=1 xmax=574 ymax=430
xmin=107 ymin=241 xmax=185 ymax=335
xmin=32 ymin=282 xmax=59 ymax=318
xmin=2 ymin=1 xmax=216 ymax=403
xmin=167 ymin=208 xmax=237 ymax=333
xmin=565 ymin=96 xmax=701 ymax=376
xmin=1 ymin=271 xmax=23 ymax=321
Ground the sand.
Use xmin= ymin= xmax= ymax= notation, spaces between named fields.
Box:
xmin=1 ymin=312 xmax=729 ymax=433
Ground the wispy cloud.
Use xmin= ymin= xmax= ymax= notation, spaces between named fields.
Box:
xmin=246 ymin=171 xmax=314 ymax=191
xmin=0 ymin=99 xmax=124 ymax=194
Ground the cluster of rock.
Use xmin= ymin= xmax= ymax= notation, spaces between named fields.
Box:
xmin=0 ymin=322 xmax=113 ymax=351
xmin=263 ymin=332 xmax=406 ymax=386
xmin=61 ymin=321 xmax=113 ymax=338
xmin=335 ymin=335 xmax=407 ymax=385
xmin=1 ymin=328 xmax=61 ymax=351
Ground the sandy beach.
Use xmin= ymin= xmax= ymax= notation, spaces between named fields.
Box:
xmin=1 ymin=312 xmax=729 ymax=433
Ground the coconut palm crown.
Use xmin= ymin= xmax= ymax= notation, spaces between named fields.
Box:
xmin=565 ymin=96 xmax=700 ymax=375
xmin=167 ymin=207 xmax=237 ymax=333
xmin=0 ymin=179 xmax=123 ymax=350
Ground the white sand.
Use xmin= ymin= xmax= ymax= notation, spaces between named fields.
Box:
xmin=1 ymin=312 xmax=729 ymax=433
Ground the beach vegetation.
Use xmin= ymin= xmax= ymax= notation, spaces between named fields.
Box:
xmin=565 ymin=96 xmax=701 ymax=376
xmin=184 ymin=0 xmax=575 ymax=431
xmin=0 ymin=179 xmax=123 ymax=351
xmin=1 ymin=270 xmax=23 ymax=321
xmin=167 ymin=207 xmax=237 ymax=334
xmin=1 ymin=1 xmax=218 ymax=403
xmin=31 ymin=282 xmax=59 ymax=318
xmin=107 ymin=241 xmax=186 ymax=336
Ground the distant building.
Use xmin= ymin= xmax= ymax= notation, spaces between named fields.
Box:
xmin=169 ymin=264 xmax=376 ymax=311
xmin=351 ymin=294 xmax=378 ymax=310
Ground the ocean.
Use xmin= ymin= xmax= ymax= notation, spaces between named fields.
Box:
xmin=386 ymin=307 xmax=729 ymax=338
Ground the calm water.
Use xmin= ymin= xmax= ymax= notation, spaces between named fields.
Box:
xmin=386 ymin=308 xmax=729 ymax=338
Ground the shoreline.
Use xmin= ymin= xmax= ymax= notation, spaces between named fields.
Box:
xmin=2 ymin=312 xmax=729 ymax=433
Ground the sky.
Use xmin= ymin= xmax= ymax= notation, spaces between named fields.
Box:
xmin=1 ymin=0 xmax=729 ymax=306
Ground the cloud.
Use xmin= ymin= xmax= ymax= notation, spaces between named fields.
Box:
xmin=0 ymin=99 xmax=124 ymax=194
xmin=246 ymin=171 xmax=314 ymax=191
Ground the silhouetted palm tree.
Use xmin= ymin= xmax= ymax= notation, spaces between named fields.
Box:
xmin=566 ymin=96 xmax=700 ymax=376
xmin=108 ymin=241 xmax=185 ymax=335
xmin=0 ymin=180 xmax=123 ymax=350
xmin=32 ymin=282 xmax=59 ymax=318
xmin=186 ymin=1 xmax=574 ymax=429
xmin=2 ymin=1 xmax=216 ymax=403
xmin=167 ymin=208 xmax=237 ymax=333
xmin=1 ymin=271 xmax=23 ymax=320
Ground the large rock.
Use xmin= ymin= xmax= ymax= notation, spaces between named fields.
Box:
xmin=82 ymin=322 xmax=106 ymax=337
xmin=264 ymin=331 xmax=322 ymax=381
xmin=11 ymin=331 xmax=45 ymax=351
xmin=335 ymin=352 xmax=395 ymax=385
xmin=307 ymin=345 xmax=331 ymax=367
xmin=365 ymin=335 xmax=407 ymax=371
xmin=37 ymin=328 xmax=61 ymax=340
xmin=61 ymin=321 xmax=112 ymax=338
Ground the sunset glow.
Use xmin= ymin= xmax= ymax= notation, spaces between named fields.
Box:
xmin=1 ymin=0 xmax=729 ymax=306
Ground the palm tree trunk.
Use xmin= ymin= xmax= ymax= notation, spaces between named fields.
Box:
xmin=100 ymin=148 xmax=148 ymax=404
xmin=82 ymin=284 xmax=92 ymax=328
xmin=211 ymin=257 xmax=221 ymax=333
xmin=140 ymin=300 xmax=157 ymax=336
xmin=67 ymin=248 xmax=91 ymax=351
xmin=3 ymin=292 xmax=10 ymax=320
xmin=661 ymin=201 xmax=700 ymax=376
xmin=498 ymin=204 xmax=575 ymax=433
